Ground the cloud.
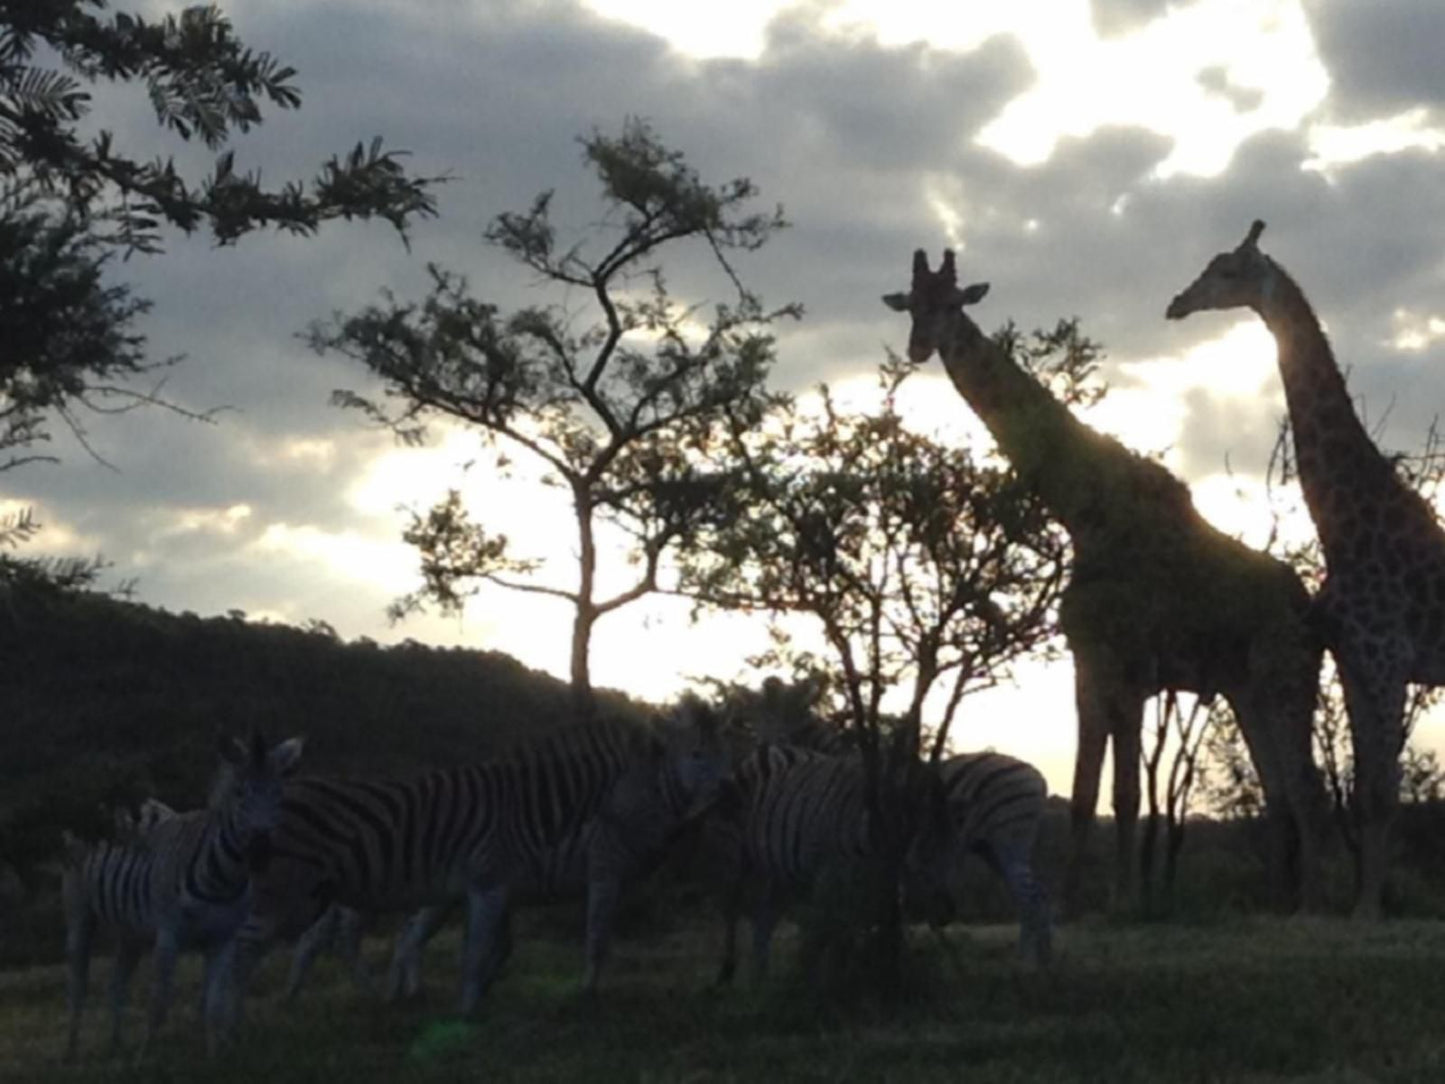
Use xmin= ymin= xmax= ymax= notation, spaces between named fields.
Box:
xmin=1307 ymin=0 xmax=1445 ymax=120
xmin=16 ymin=0 xmax=1445 ymax=764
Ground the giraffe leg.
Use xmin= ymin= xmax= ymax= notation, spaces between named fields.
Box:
xmin=1227 ymin=687 xmax=1298 ymax=911
xmin=1068 ymin=654 xmax=1146 ymax=915
xmin=1109 ymin=702 xmax=1144 ymax=915
xmin=1337 ymin=652 xmax=1407 ymax=919
xmin=1065 ymin=660 xmax=1109 ymax=918
xmin=1242 ymin=629 xmax=1331 ymax=912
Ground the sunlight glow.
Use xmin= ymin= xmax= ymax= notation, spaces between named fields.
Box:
xmin=1306 ymin=108 xmax=1445 ymax=174
xmin=1388 ymin=308 xmax=1445 ymax=353
xmin=583 ymin=1 xmax=1327 ymax=182
xmin=159 ymin=504 xmax=254 ymax=538
xmin=252 ymin=522 xmax=419 ymax=594
xmin=972 ymin=0 xmax=1326 ymax=177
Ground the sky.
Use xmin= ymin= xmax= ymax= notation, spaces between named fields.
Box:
xmin=11 ymin=0 xmax=1445 ymax=799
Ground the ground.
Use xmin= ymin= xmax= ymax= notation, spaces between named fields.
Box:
xmin=4 ymin=916 xmax=1444 ymax=1083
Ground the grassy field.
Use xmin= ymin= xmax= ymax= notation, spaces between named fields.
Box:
xmin=3 ymin=915 xmax=1444 ymax=1083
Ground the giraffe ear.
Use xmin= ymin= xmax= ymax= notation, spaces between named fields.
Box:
xmin=882 ymin=292 xmax=911 ymax=312
xmin=958 ymin=282 xmax=990 ymax=306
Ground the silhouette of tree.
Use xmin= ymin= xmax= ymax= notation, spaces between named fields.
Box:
xmin=0 ymin=2 xmax=437 ymax=476
xmin=310 ymin=120 xmax=795 ymax=717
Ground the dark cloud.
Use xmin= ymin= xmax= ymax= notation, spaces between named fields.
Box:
xmin=17 ymin=0 xmax=1445 ymax=679
xmin=1308 ymin=0 xmax=1445 ymax=119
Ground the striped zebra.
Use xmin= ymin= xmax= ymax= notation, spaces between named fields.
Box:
xmin=105 ymin=797 xmax=370 ymax=1003
xmin=236 ymin=707 xmax=726 ymax=1013
xmin=62 ymin=732 xmax=304 ymax=1059
xmin=709 ymin=743 xmax=945 ymax=985
xmin=904 ymin=751 xmax=1053 ymax=967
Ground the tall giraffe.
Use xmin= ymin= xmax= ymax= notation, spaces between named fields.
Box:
xmin=885 ymin=249 xmax=1330 ymax=913
xmin=1167 ymin=220 xmax=1445 ymax=916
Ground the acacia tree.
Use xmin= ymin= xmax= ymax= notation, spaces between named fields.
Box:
xmin=688 ymin=353 xmax=1067 ymax=760
xmin=0 ymin=2 xmax=437 ymax=476
xmin=679 ymin=342 xmax=1075 ymax=990
xmin=308 ymin=121 xmax=795 ymax=717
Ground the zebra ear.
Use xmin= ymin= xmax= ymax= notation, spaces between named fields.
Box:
xmin=269 ymin=736 xmax=306 ymax=777
xmin=218 ymin=734 xmax=247 ymax=767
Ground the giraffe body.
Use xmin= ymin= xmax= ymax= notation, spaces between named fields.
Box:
xmin=886 ymin=250 xmax=1331 ymax=914
xmin=1168 ymin=221 xmax=1445 ymax=915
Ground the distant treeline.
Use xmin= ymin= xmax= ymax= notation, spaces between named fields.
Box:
xmin=0 ymin=581 xmax=637 ymax=881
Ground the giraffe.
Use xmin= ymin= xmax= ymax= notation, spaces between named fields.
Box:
xmin=884 ymin=249 xmax=1331 ymax=914
xmin=1167 ymin=220 xmax=1445 ymax=917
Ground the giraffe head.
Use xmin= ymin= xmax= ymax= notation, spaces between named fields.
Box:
xmin=1165 ymin=219 xmax=1279 ymax=320
xmin=883 ymin=249 xmax=990 ymax=362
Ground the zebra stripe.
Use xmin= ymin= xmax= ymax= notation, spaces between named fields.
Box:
xmin=238 ymin=709 xmax=724 ymax=1013
xmin=710 ymin=743 xmax=907 ymax=985
xmin=62 ymin=732 xmax=304 ymax=1060
xmin=905 ymin=751 xmax=1052 ymax=966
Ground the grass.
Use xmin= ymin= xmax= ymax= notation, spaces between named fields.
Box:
xmin=4 ymin=914 xmax=1445 ymax=1083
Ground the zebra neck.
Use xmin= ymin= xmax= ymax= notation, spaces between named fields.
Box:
xmin=184 ymin=807 xmax=252 ymax=906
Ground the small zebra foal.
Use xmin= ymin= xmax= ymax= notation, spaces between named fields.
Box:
xmin=62 ymin=731 xmax=304 ymax=1059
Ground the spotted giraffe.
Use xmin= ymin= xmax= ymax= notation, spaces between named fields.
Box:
xmin=885 ymin=249 xmax=1331 ymax=914
xmin=1168 ymin=220 xmax=1445 ymax=916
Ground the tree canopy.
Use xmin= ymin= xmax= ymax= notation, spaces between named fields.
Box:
xmin=0 ymin=1 xmax=438 ymax=475
xmin=310 ymin=120 xmax=795 ymax=715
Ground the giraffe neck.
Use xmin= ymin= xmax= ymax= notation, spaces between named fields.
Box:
xmin=1258 ymin=263 xmax=1395 ymax=560
xmin=934 ymin=312 xmax=1187 ymax=545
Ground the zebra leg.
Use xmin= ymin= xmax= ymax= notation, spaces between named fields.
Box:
xmin=582 ymin=876 xmax=622 ymax=997
xmin=994 ymin=846 xmax=1052 ymax=968
xmin=284 ymin=905 xmax=337 ymax=1000
xmin=715 ymin=890 xmax=741 ymax=987
xmin=459 ymin=887 xmax=510 ymax=1015
xmin=140 ymin=929 xmax=181 ymax=1060
xmin=201 ymin=938 xmax=238 ymax=1056
xmin=387 ymin=904 xmax=448 ymax=1002
xmin=63 ymin=902 xmax=95 ymax=1061
xmin=105 ymin=936 xmax=145 ymax=1058
xmin=750 ymin=885 xmax=782 ymax=983
xmin=337 ymin=907 xmax=370 ymax=993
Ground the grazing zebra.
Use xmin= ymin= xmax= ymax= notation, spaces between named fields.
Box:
xmin=710 ymin=743 xmax=946 ymax=985
xmin=903 ymin=751 xmax=1052 ymax=966
xmin=236 ymin=707 xmax=727 ymax=1013
xmin=62 ymin=732 xmax=304 ymax=1059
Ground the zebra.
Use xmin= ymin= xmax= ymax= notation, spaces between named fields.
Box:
xmin=235 ymin=706 xmax=727 ymax=1013
xmin=104 ymin=796 xmax=369 ymax=1003
xmin=61 ymin=731 xmax=304 ymax=1059
xmin=709 ymin=743 xmax=946 ymax=985
xmin=903 ymin=751 xmax=1053 ymax=967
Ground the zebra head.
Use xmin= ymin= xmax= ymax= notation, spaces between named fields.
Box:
xmin=659 ymin=697 xmax=731 ymax=817
xmin=217 ymin=731 xmax=305 ymax=873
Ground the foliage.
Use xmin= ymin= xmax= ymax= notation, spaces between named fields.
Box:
xmin=310 ymin=119 xmax=795 ymax=713
xmin=0 ymin=1 xmax=438 ymax=473
xmin=0 ymin=577 xmax=601 ymax=912
xmin=683 ymin=346 xmax=1072 ymax=761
